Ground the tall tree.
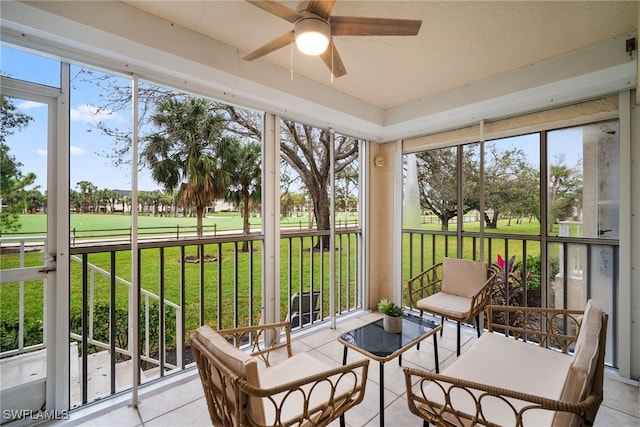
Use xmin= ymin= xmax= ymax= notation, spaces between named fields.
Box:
xmin=281 ymin=191 xmax=306 ymax=218
xmin=280 ymin=122 xmax=358 ymax=247
xmin=225 ymin=140 xmax=262 ymax=251
xmin=73 ymin=75 xmax=359 ymax=240
xmin=480 ymin=145 xmax=537 ymax=228
xmin=69 ymin=189 xmax=82 ymax=213
xmin=1 ymin=96 xmax=36 ymax=231
xmin=504 ymin=166 xmax=539 ymax=224
xmin=211 ymin=105 xmax=360 ymax=246
xmin=415 ymin=147 xmax=461 ymax=230
xmin=76 ymin=181 xmax=97 ymax=213
xmin=103 ymin=188 xmax=117 ymax=214
xmin=141 ymin=98 xmax=236 ymax=238
xmin=548 ymin=154 xmax=582 ymax=231
xmin=415 ymin=143 xmax=538 ymax=230
xmin=1 ymin=95 xmax=33 ymax=142
xmin=0 ymin=144 xmax=38 ymax=230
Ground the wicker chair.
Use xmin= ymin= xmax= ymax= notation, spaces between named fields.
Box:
xmin=407 ymin=257 xmax=496 ymax=355
xmin=403 ymin=302 xmax=608 ymax=427
xmin=286 ymin=291 xmax=321 ymax=328
xmin=190 ymin=321 xmax=369 ymax=427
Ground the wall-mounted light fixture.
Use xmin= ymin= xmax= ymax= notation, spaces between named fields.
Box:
xmin=626 ymin=37 xmax=636 ymax=59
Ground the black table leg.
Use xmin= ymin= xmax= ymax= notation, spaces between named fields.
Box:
xmin=379 ymin=361 xmax=385 ymax=426
xmin=340 ymin=347 xmax=347 ymax=427
xmin=433 ymin=332 xmax=440 ymax=374
xmin=456 ymin=322 xmax=461 ymax=356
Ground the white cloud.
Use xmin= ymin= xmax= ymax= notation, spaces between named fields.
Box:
xmin=70 ymin=104 xmax=122 ymax=123
xmin=18 ymin=100 xmax=45 ymax=110
xmin=36 ymin=146 xmax=85 ymax=157
xmin=70 ymin=146 xmax=86 ymax=156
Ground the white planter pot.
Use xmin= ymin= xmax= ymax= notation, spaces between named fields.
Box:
xmin=383 ymin=314 xmax=402 ymax=333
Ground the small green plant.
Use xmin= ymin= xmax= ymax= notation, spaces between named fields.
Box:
xmin=378 ymin=298 xmax=403 ymax=317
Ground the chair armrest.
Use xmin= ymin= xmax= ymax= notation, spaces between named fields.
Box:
xmin=407 ymin=262 xmax=443 ymax=309
xmin=485 ymin=305 xmax=583 ymax=353
xmin=404 ymin=367 xmax=602 ymax=427
xmin=238 ymin=358 xmax=369 ymax=427
xmin=217 ymin=322 xmax=293 ymax=367
xmin=467 ymin=270 xmax=497 ymax=318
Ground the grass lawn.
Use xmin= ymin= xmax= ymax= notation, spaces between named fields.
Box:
xmin=1 ymin=229 xmax=361 ymax=351
xmin=3 ymin=212 xmax=357 ymax=239
xmin=2 ymin=213 xmax=549 ymax=352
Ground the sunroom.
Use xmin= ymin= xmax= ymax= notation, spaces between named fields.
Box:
xmin=0 ymin=1 xmax=638 ymax=426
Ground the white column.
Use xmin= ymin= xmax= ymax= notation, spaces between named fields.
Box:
xmin=130 ymin=74 xmax=140 ymax=406
xmin=629 ymin=87 xmax=640 ymax=381
xmin=359 ymin=140 xmax=369 ymax=312
xmin=618 ymin=90 xmax=634 ymax=380
xmin=329 ymin=131 xmax=336 ymax=328
xmin=48 ymin=62 xmax=70 ymax=412
xmin=262 ymin=113 xmax=280 ymax=324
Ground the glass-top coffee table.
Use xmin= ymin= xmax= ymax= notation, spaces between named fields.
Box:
xmin=338 ymin=314 xmax=441 ymax=426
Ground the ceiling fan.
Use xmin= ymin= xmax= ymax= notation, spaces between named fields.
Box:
xmin=242 ymin=0 xmax=422 ymax=78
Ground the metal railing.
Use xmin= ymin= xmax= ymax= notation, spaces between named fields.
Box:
xmin=65 ymin=228 xmax=361 ymax=404
xmin=69 ymin=254 xmax=183 ymax=367
xmin=0 ymin=236 xmax=48 ymax=358
xmin=402 ymin=228 xmax=619 ymax=367
xmin=1 ymin=227 xmax=362 ymax=408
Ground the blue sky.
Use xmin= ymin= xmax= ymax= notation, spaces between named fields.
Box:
xmin=2 ymin=45 xmax=157 ymax=192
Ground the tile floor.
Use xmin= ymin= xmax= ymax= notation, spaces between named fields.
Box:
xmin=58 ymin=312 xmax=638 ymax=427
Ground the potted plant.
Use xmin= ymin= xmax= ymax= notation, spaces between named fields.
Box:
xmin=378 ymin=298 xmax=403 ymax=333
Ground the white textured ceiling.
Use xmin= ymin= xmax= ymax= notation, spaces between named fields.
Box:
xmin=121 ymin=0 xmax=637 ymax=110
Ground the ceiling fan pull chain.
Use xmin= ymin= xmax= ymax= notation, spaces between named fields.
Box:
xmin=290 ymin=33 xmax=294 ymax=80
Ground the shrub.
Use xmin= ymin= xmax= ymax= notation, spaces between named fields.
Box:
xmin=69 ymin=301 xmax=176 ymax=363
xmin=0 ymin=319 xmax=43 ymax=351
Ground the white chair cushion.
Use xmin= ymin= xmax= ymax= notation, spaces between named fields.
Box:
xmin=259 ymin=352 xmax=358 ymax=425
xmin=422 ymin=332 xmax=573 ymax=426
xmin=195 ymin=326 xmax=264 ymax=424
xmin=554 ymin=299 xmax=603 ymax=426
xmin=442 ymin=257 xmax=488 ymax=298
xmin=416 ymin=292 xmax=472 ymax=320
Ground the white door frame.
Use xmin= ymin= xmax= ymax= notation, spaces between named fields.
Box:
xmin=1 ymin=71 xmax=71 ymax=412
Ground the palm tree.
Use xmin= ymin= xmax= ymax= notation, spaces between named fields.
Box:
xmin=142 ymin=98 xmax=236 ymax=238
xmin=76 ymin=180 xmax=96 ymax=213
xmin=225 ymin=140 xmax=262 ymax=251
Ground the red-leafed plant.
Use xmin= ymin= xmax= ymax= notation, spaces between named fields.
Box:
xmin=492 ymin=255 xmax=534 ymax=329
xmin=492 ymin=254 xmax=532 ymax=307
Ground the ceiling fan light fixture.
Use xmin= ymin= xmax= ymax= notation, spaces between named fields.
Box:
xmin=295 ymin=17 xmax=330 ymax=56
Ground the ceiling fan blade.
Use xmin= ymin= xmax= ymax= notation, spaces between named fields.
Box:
xmin=243 ymin=31 xmax=294 ymax=61
xmin=246 ymin=0 xmax=302 ymax=23
xmin=320 ymin=41 xmax=347 ymax=78
xmin=330 ymin=16 xmax=422 ymax=36
xmin=298 ymin=0 xmax=336 ymax=19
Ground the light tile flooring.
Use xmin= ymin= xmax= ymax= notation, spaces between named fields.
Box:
xmin=60 ymin=312 xmax=638 ymax=427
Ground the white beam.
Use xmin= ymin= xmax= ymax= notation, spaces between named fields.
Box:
xmin=262 ymin=113 xmax=280 ymax=324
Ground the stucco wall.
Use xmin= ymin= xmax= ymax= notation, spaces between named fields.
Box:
xmin=367 ymin=142 xmax=398 ymax=310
